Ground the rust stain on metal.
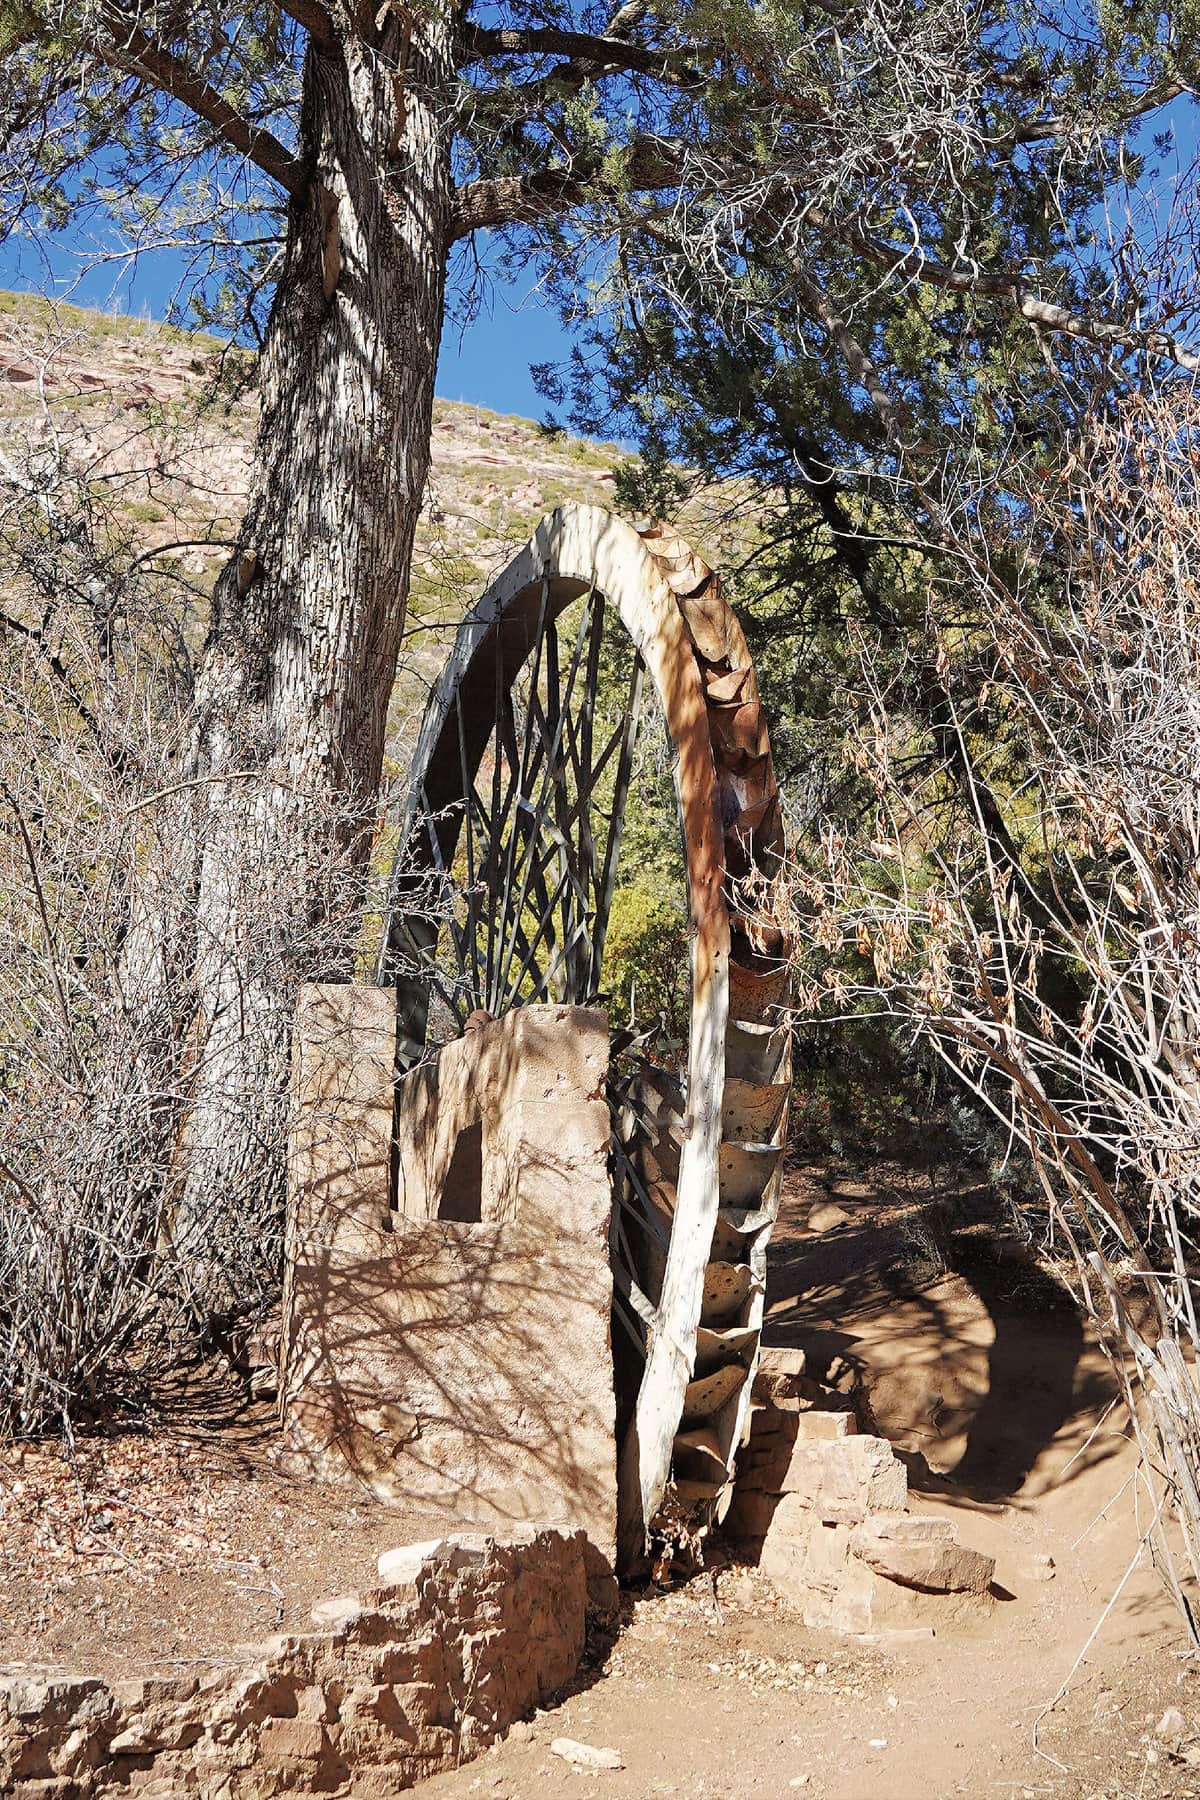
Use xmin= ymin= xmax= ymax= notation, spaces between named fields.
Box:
xmin=635 ymin=519 xmax=793 ymax=1021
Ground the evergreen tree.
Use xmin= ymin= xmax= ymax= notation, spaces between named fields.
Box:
xmin=1 ymin=1 xmax=1194 ymax=1309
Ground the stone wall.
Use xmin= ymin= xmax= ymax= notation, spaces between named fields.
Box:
xmin=282 ymin=991 xmax=618 ymax=1569
xmin=724 ymin=1351 xmax=996 ymax=1635
xmin=0 ymin=1529 xmax=587 ymax=1799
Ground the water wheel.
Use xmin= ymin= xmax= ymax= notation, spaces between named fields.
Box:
xmin=378 ymin=504 xmax=792 ymax=1573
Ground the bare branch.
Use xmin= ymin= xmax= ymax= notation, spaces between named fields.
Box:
xmin=97 ymin=19 xmax=305 ymax=197
xmin=821 ymin=210 xmax=1200 ymax=374
xmin=788 ymin=388 xmax=1200 ymax=1636
xmin=451 ymin=136 xmax=684 ymax=240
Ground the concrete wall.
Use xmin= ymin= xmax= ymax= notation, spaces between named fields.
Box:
xmin=282 ymin=991 xmax=617 ymax=1568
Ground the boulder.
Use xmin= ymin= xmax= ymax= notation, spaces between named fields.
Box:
xmin=850 ymin=1515 xmax=995 ymax=1595
xmin=311 ymin=1592 xmax=364 ymax=1629
xmin=759 ymin=1512 xmax=853 ymax=1627
xmin=776 ymin=1434 xmax=908 ymax=1524
xmin=807 ymin=1201 xmax=852 ymax=1233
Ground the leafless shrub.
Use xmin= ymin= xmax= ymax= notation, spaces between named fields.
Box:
xmin=789 ymin=387 xmax=1200 ymax=1637
xmin=0 ymin=361 xmax=376 ymax=1436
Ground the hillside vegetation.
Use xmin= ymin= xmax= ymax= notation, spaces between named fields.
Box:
xmin=0 ymin=291 xmax=634 ymax=773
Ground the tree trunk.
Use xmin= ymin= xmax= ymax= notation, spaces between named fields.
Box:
xmin=174 ymin=7 xmax=454 ymax=1314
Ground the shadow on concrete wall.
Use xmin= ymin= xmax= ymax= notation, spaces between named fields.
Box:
xmin=282 ymin=993 xmax=618 ymax=1570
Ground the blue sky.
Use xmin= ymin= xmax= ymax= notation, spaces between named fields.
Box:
xmin=0 ymin=227 xmax=575 ymax=421
xmin=438 ymin=272 xmax=575 ymax=418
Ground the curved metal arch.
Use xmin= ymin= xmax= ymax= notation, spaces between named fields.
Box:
xmin=380 ymin=504 xmax=791 ymax=1570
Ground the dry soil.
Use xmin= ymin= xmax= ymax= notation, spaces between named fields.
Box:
xmin=1 ymin=1160 xmax=1195 ymax=1799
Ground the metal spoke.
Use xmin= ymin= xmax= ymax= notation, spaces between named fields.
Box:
xmin=387 ymin=593 xmax=644 ymax=1050
xmin=610 ymin=1137 xmax=672 ymax=1253
xmin=524 ymin=910 xmax=595 ymax=1007
xmin=525 ymin=596 xmax=598 ymax=916
xmin=494 ymin=706 xmax=572 ymax=999
xmin=590 ymin=653 xmax=646 ymax=992
xmin=566 ymin=586 xmax=608 ymax=998
xmin=484 ymin=619 xmax=507 ymax=1005
xmin=414 ymin=787 xmax=472 ymax=1005
xmin=502 ymin=859 xmax=576 ymax=1000
xmin=491 ymin=577 xmax=554 ymax=1004
xmin=455 ymin=690 xmax=483 ymax=1009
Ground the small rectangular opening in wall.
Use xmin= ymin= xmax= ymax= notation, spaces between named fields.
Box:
xmin=438 ymin=1119 xmax=484 ymax=1222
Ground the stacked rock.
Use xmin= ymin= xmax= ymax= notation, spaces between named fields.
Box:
xmin=725 ymin=1350 xmax=996 ymax=1635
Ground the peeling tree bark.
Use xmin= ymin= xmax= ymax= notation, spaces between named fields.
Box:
xmin=175 ymin=5 xmax=455 ymax=1311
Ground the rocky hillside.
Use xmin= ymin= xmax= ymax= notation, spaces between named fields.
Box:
xmin=0 ymin=290 xmax=631 ymax=769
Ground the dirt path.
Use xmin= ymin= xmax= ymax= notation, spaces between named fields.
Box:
xmin=0 ymin=1382 xmax=472 ymax=1680
xmin=2 ymin=1160 xmax=1195 ymax=1795
xmin=421 ymin=1162 xmax=1198 ymax=1800
xmin=417 ymin=1564 xmax=1191 ymax=1800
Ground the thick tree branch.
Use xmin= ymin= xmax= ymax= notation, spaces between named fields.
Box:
xmin=463 ymin=24 xmax=691 ymax=82
xmin=469 ymin=59 xmax=650 ymax=123
xmin=790 ymin=266 xmax=902 ymax=437
xmin=101 ymin=22 xmax=305 ymax=196
xmin=607 ymin=1 xmax=652 ymax=33
xmin=466 ymin=22 xmax=822 ymax=117
xmin=1006 ymin=76 xmax=1189 ymax=146
xmin=279 ymin=0 xmax=337 ymax=54
xmin=451 ymin=136 xmax=684 ymax=240
xmin=471 ymin=47 xmax=703 ymax=124
xmin=451 ymin=165 xmax=592 ymax=238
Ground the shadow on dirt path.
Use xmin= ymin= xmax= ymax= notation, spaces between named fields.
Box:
xmin=417 ymin=1157 xmax=1193 ymax=1800
xmin=763 ymin=1162 xmax=1117 ymax=1507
